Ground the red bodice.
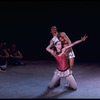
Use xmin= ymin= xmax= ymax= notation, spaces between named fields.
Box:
xmin=55 ymin=53 xmax=69 ymax=71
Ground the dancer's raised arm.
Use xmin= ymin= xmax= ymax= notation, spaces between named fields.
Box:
xmin=62 ymin=34 xmax=88 ymax=52
xmin=46 ymin=42 xmax=56 ymax=56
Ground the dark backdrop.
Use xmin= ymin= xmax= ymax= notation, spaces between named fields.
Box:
xmin=0 ymin=0 xmax=99 ymax=62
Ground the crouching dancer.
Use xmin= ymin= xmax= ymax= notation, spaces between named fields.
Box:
xmin=46 ymin=34 xmax=88 ymax=90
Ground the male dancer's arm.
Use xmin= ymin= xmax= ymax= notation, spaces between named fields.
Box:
xmin=59 ymin=32 xmax=72 ymax=52
xmin=60 ymin=32 xmax=71 ymax=45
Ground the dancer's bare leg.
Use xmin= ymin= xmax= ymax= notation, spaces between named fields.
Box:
xmin=65 ymin=74 xmax=77 ymax=90
xmin=65 ymin=57 xmax=75 ymax=87
xmin=69 ymin=57 xmax=75 ymax=70
xmin=49 ymin=74 xmax=60 ymax=88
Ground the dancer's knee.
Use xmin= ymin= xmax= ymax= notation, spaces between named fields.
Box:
xmin=72 ymin=85 xmax=77 ymax=90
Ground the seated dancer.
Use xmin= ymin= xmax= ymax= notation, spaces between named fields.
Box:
xmin=46 ymin=35 xmax=88 ymax=90
xmin=8 ymin=43 xmax=24 ymax=66
xmin=0 ymin=42 xmax=9 ymax=72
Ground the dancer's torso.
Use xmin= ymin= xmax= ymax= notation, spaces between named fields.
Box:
xmin=55 ymin=53 xmax=69 ymax=71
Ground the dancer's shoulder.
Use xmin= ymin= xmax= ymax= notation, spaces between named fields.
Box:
xmin=59 ymin=32 xmax=67 ymax=36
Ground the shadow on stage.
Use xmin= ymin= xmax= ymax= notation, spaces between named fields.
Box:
xmin=36 ymin=87 xmax=76 ymax=99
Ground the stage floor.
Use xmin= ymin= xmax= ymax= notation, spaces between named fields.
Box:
xmin=0 ymin=60 xmax=100 ymax=99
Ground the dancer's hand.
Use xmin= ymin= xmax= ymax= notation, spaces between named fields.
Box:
xmin=81 ymin=34 xmax=88 ymax=41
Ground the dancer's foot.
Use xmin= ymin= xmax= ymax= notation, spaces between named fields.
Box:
xmin=65 ymin=84 xmax=76 ymax=90
xmin=48 ymin=86 xmax=54 ymax=89
xmin=20 ymin=62 xmax=25 ymax=66
xmin=65 ymin=84 xmax=72 ymax=89
xmin=65 ymin=83 xmax=69 ymax=87
xmin=0 ymin=69 xmax=6 ymax=72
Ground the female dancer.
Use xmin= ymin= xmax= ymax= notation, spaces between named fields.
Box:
xmin=46 ymin=34 xmax=88 ymax=90
xmin=50 ymin=26 xmax=75 ymax=87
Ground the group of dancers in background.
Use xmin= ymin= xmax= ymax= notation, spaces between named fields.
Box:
xmin=0 ymin=42 xmax=24 ymax=72
xmin=46 ymin=26 xmax=88 ymax=90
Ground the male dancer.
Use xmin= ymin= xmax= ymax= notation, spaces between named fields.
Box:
xmin=50 ymin=26 xmax=75 ymax=87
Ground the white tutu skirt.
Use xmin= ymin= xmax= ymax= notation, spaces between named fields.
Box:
xmin=54 ymin=68 xmax=72 ymax=77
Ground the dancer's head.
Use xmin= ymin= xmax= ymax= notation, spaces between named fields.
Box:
xmin=59 ymin=36 xmax=64 ymax=42
xmin=12 ymin=44 xmax=16 ymax=48
xmin=50 ymin=26 xmax=58 ymax=36
xmin=11 ymin=44 xmax=17 ymax=52
xmin=54 ymin=41 xmax=62 ymax=53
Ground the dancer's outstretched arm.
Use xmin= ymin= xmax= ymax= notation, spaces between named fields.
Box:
xmin=62 ymin=34 xmax=88 ymax=52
